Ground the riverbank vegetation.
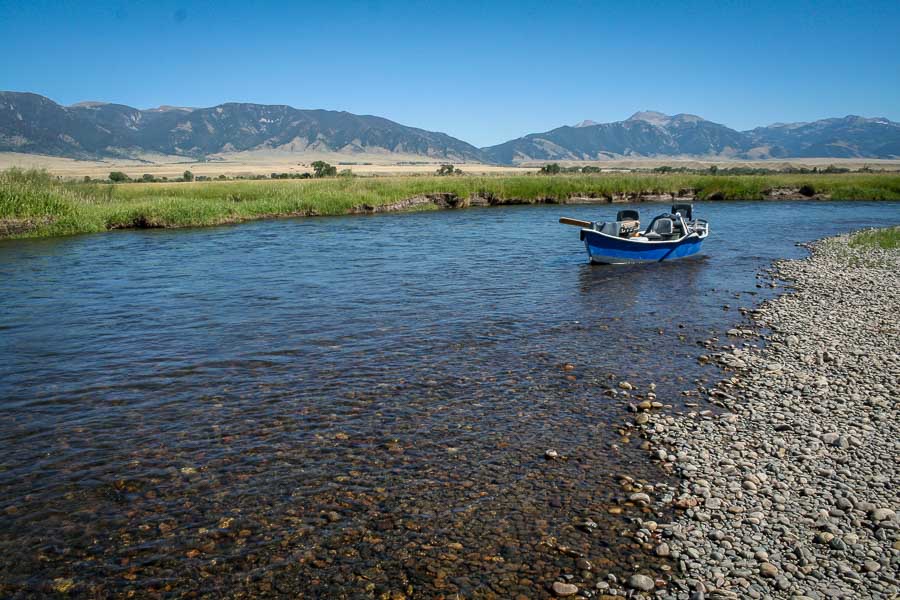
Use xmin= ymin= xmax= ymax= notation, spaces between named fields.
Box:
xmin=850 ymin=225 xmax=900 ymax=250
xmin=2 ymin=168 xmax=899 ymax=239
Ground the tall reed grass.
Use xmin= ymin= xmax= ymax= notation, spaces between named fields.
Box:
xmin=2 ymin=168 xmax=899 ymax=239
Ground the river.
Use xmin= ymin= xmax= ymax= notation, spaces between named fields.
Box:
xmin=1 ymin=200 xmax=897 ymax=597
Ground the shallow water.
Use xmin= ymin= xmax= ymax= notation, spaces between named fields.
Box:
xmin=0 ymin=201 xmax=898 ymax=597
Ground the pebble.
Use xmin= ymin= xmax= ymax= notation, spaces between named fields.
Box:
xmin=705 ymin=497 xmax=722 ymax=510
xmin=552 ymin=581 xmax=578 ymax=596
xmin=627 ymin=573 xmax=655 ymax=591
xmin=52 ymin=578 xmax=75 ymax=593
xmin=821 ymin=432 xmax=840 ymax=445
xmin=815 ymin=532 xmax=835 ymax=544
xmin=629 ymin=492 xmax=651 ymax=505
xmin=870 ymin=508 xmax=895 ymax=521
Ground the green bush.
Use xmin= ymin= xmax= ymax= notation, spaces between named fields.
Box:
xmin=539 ymin=163 xmax=561 ymax=175
xmin=798 ymin=184 xmax=816 ymax=197
xmin=436 ymin=164 xmax=463 ymax=176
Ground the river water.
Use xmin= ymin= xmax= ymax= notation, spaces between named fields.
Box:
xmin=0 ymin=201 xmax=898 ymax=597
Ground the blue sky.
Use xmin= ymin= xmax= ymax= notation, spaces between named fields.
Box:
xmin=1 ymin=0 xmax=899 ymax=147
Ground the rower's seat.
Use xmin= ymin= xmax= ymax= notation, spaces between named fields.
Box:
xmin=644 ymin=216 xmax=674 ymax=240
xmin=598 ymin=221 xmax=621 ymax=236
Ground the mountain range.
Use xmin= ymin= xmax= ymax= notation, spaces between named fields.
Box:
xmin=0 ymin=92 xmax=484 ymax=162
xmin=2 ymin=91 xmax=899 ymax=165
xmin=482 ymin=111 xmax=900 ymax=163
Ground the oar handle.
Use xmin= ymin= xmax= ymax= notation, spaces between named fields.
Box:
xmin=559 ymin=217 xmax=593 ymax=228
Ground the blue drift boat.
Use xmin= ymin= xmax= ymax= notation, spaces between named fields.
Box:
xmin=560 ymin=204 xmax=709 ymax=264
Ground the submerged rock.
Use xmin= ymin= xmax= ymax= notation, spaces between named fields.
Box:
xmin=627 ymin=573 xmax=655 ymax=591
xmin=552 ymin=581 xmax=578 ymax=596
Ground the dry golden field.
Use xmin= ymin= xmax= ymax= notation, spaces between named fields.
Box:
xmin=3 ymin=151 xmax=897 ymax=181
xmin=0 ymin=151 xmax=535 ymax=179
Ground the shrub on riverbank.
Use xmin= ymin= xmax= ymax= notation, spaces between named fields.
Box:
xmin=2 ymin=168 xmax=899 ymax=239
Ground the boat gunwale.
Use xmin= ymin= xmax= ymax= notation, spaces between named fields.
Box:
xmin=580 ymin=227 xmax=707 ymax=246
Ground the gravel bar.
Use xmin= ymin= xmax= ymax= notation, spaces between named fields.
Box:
xmin=634 ymin=232 xmax=899 ymax=599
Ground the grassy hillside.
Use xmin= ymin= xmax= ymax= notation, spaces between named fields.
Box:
xmin=2 ymin=168 xmax=900 ymax=239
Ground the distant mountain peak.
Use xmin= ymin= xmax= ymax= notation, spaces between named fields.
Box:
xmin=627 ymin=111 xmax=707 ymax=127
xmin=671 ymin=113 xmax=705 ymax=124
xmin=763 ymin=121 xmax=808 ymax=130
xmin=627 ymin=110 xmax=671 ymax=126
xmin=147 ymin=105 xmax=194 ymax=112
xmin=841 ymin=114 xmax=895 ymax=125
xmin=70 ymin=101 xmax=109 ymax=108
xmin=574 ymin=119 xmax=598 ymax=128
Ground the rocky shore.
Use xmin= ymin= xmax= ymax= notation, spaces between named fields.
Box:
xmin=627 ymin=232 xmax=899 ymax=599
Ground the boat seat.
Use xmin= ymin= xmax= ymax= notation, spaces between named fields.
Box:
xmin=655 ymin=218 xmax=674 ymax=235
xmin=645 ymin=216 xmax=674 ymax=239
xmin=597 ymin=221 xmax=621 ymax=236
xmin=598 ymin=220 xmax=640 ymax=237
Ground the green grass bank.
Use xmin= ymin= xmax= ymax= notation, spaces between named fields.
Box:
xmin=850 ymin=225 xmax=900 ymax=250
xmin=2 ymin=168 xmax=900 ymax=239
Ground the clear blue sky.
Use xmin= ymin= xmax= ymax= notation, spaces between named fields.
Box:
xmin=2 ymin=0 xmax=899 ymax=147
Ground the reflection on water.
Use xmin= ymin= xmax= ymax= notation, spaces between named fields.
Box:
xmin=0 ymin=201 xmax=897 ymax=596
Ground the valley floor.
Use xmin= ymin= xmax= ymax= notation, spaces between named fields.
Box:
xmin=2 ymin=152 xmax=900 ymax=180
xmin=0 ymin=151 xmax=535 ymax=178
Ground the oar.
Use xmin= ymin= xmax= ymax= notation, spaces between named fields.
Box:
xmin=559 ymin=217 xmax=593 ymax=228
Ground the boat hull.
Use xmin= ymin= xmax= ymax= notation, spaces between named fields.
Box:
xmin=581 ymin=229 xmax=705 ymax=264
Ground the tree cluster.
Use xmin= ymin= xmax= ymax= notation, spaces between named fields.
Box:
xmin=271 ymin=172 xmax=312 ymax=179
xmin=538 ymin=164 xmax=601 ymax=175
xmin=435 ymin=164 xmax=464 ymax=176
xmin=651 ymin=164 xmax=858 ymax=175
xmin=311 ymin=161 xmax=338 ymax=177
